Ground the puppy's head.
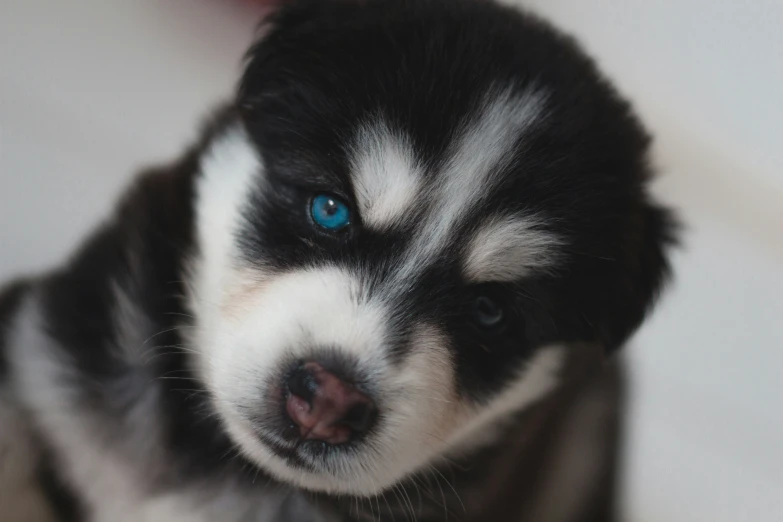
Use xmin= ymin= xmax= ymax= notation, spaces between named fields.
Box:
xmin=188 ymin=0 xmax=676 ymax=495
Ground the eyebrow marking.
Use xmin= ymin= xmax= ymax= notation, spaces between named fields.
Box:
xmin=350 ymin=120 xmax=422 ymax=229
xmin=193 ymin=124 xmax=264 ymax=317
xmin=463 ymin=215 xmax=561 ymax=282
xmin=385 ymin=86 xmax=549 ymax=296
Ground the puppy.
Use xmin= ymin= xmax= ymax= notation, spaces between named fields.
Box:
xmin=0 ymin=0 xmax=677 ymax=520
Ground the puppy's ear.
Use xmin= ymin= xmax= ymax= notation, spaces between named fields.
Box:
xmin=600 ymin=197 xmax=679 ymax=354
xmin=237 ymin=0 xmax=316 ymax=107
xmin=549 ymin=143 xmax=679 ymax=356
xmin=237 ymin=0 xmax=367 ymax=107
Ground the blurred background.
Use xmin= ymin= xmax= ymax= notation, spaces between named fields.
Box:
xmin=0 ymin=1 xmax=780 ymax=520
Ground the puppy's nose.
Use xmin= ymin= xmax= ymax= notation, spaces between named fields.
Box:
xmin=285 ymin=362 xmax=376 ymax=445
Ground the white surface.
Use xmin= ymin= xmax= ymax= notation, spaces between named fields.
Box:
xmin=1 ymin=1 xmax=781 ymax=521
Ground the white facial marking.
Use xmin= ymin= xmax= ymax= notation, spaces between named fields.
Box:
xmin=200 ymin=266 xmax=391 ymax=492
xmin=206 ymin=269 xmax=445 ymax=495
xmin=188 ymin=124 xmax=263 ymax=334
xmin=463 ymin=215 xmax=561 ymax=282
xmin=205 ymin=267 xmax=388 ymax=392
xmin=388 ymin=87 xmax=548 ymax=295
xmin=229 ymin=323 xmax=456 ymax=494
xmin=351 ymin=120 xmax=422 ymax=229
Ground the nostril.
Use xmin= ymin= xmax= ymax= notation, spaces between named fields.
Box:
xmin=341 ymin=401 xmax=377 ymax=435
xmin=286 ymin=366 xmax=317 ymax=403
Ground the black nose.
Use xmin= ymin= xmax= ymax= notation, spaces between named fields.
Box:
xmin=285 ymin=362 xmax=377 ymax=445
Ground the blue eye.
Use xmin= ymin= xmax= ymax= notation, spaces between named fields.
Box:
xmin=311 ymin=194 xmax=351 ymax=230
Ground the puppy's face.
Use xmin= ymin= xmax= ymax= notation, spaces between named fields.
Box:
xmin=188 ymin=0 xmax=674 ymax=495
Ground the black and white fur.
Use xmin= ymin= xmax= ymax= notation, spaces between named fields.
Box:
xmin=0 ymin=0 xmax=677 ymax=520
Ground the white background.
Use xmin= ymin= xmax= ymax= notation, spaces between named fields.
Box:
xmin=1 ymin=1 xmax=781 ymax=520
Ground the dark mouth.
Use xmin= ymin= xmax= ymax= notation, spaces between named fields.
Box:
xmin=255 ymin=424 xmax=365 ymax=474
xmin=256 ymin=431 xmax=318 ymax=471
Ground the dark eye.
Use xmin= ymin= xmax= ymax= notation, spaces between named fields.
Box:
xmin=472 ymin=295 xmax=505 ymax=330
xmin=310 ymin=194 xmax=351 ymax=231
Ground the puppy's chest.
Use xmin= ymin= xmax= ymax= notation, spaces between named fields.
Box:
xmin=48 ymin=444 xmax=311 ymax=522
xmin=79 ymin=486 xmax=341 ymax=522
xmin=79 ymin=486 xmax=284 ymax=522
xmin=45 ymin=424 xmax=336 ymax=522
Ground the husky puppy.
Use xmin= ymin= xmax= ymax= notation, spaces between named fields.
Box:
xmin=0 ymin=0 xmax=676 ymax=520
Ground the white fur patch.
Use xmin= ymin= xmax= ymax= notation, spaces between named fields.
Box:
xmin=351 ymin=120 xmax=421 ymax=229
xmin=212 ymin=320 xmax=468 ymax=495
xmin=205 ymin=267 xmax=388 ymax=393
xmin=463 ymin=215 xmax=561 ymax=282
xmin=204 ymin=267 xmax=391 ymax=481
xmin=188 ymin=124 xmax=264 ymax=341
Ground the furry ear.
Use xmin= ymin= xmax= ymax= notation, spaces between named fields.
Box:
xmin=237 ymin=1 xmax=305 ymax=107
xmin=237 ymin=0 xmax=368 ymax=107
xmin=602 ymin=198 xmax=680 ymax=353
xmin=550 ymin=191 xmax=678 ymax=357
xmin=583 ymin=189 xmax=680 ymax=354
